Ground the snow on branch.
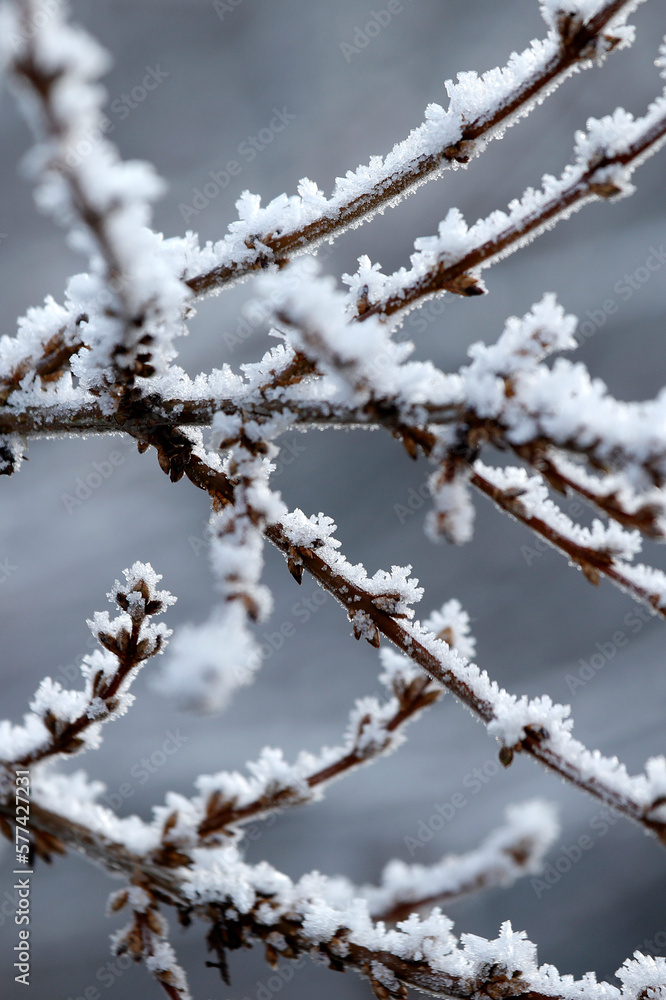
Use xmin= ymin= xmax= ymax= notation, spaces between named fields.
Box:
xmin=0 ymin=563 xmax=173 ymax=776
xmin=0 ymin=294 xmax=85 ymax=408
xmin=362 ymin=801 xmax=558 ymax=923
xmin=120 ymin=417 xmax=666 ymax=846
xmin=109 ymin=886 xmax=192 ymax=1000
xmin=1 ymin=0 xmax=190 ymax=387
xmin=5 ymin=285 xmax=666 ymax=618
xmin=534 ymin=452 xmax=666 ymax=540
xmin=183 ymin=0 xmax=642 ymax=297
xmin=3 ymin=1 xmax=666 ymax=997
xmin=457 ymin=297 xmax=666 ymax=495
xmin=2 ymin=744 xmax=665 ymax=1000
xmin=258 ymin=257 xmax=455 ymax=459
xmin=152 ymin=418 xmax=286 ymax=712
xmin=0 ymin=505 xmax=664 ymax=994
xmin=469 ymin=463 xmax=666 ymax=616
xmin=4 ymin=778 xmax=658 ymax=1000
xmin=347 ymin=90 xmax=666 ymax=322
xmin=229 ymin=281 xmax=666 ymax=607
xmin=7 ymin=287 xmax=666 ymax=545
xmin=7 ymin=288 xmax=666 ymax=518
xmin=0 ymin=0 xmax=642 ymax=431
xmin=0 ymin=564 xmax=173 ymax=861
xmin=148 ymin=634 xmax=446 ymax=847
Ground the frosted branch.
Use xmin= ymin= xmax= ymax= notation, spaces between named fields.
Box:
xmin=152 ymin=416 xmax=286 ymax=712
xmin=3 ymin=0 xmax=189 ymax=388
xmin=183 ymin=0 xmax=642 ymax=297
xmin=350 ymin=93 xmax=666 ymax=322
xmin=469 ymin=463 xmax=666 ymax=618
xmin=2 ymin=3 xmax=666 ymax=996
xmin=109 ymin=887 xmax=192 ymax=1000
xmin=2 ymin=787 xmax=661 ymax=1000
xmin=0 ymin=563 xmax=174 ymax=777
xmin=153 ymin=640 xmax=445 ymax=846
xmin=365 ymin=801 xmax=558 ymax=923
xmin=2 ymin=0 xmax=639 ymax=409
xmin=120 ymin=422 xmax=666 ymax=845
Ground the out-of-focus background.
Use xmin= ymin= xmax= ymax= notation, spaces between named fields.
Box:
xmin=2 ymin=2 xmax=666 ymax=998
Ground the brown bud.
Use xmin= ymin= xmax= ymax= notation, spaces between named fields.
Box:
xmin=97 ymin=631 xmax=120 ymax=655
xmin=115 ymin=628 xmax=131 ymax=655
xmin=133 ymin=579 xmax=151 ymax=601
xmin=162 ymin=811 xmax=179 ymax=837
xmin=109 ymin=889 xmax=129 ymax=913
xmin=135 ymin=637 xmax=154 ymax=660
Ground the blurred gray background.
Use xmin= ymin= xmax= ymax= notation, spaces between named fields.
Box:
xmin=2 ymin=1 xmax=666 ymax=998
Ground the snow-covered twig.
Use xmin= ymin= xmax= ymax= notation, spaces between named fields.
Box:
xmin=364 ymin=802 xmax=558 ymax=923
xmin=532 ymin=451 xmax=666 ymax=539
xmin=3 ymin=2 xmax=666 ymax=996
xmin=3 ymin=778 xmax=663 ymax=1000
xmin=109 ymin=887 xmax=192 ymax=1000
xmin=350 ymin=96 xmax=666 ymax=322
xmin=156 ymin=639 xmax=445 ymax=845
xmin=3 ymin=0 xmax=189 ymax=389
xmin=0 ymin=563 xmax=173 ymax=776
xmin=9 ymin=287 xmax=666 ymax=541
xmin=0 ymin=0 xmax=639 ymax=418
xmin=112 ymin=416 xmax=666 ymax=845
xmin=470 ymin=463 xmax=666 ymax=613
xmin=152 ymin=414 xmax=289 ymax=712
xmin=3 ymin=785 xmax=661 ymax=1000
xmin=184 ymin=0 xmax=642 ymax=297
